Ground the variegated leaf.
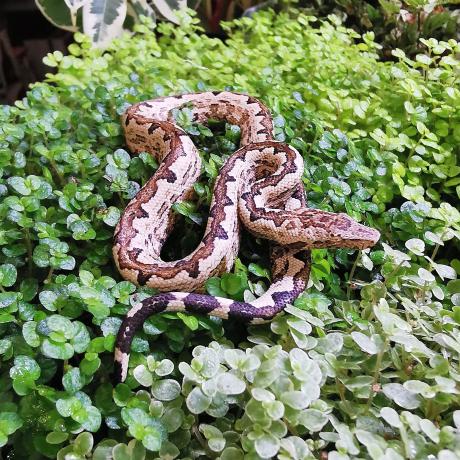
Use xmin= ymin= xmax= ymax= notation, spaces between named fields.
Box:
xmin=64 ymin=0 xmax=89 ymax=8
xmin=129 ymin=0 xmax=156 ymax=20
xmin=35 ymin=0 xmax=78 ymax=31
xmin=151 ymin=0 xmax=187 ymax=24
xmin=82 ymin=0 xmax=128 ymax=48
xmin=63 ymin=0 xmax=89 ymax=27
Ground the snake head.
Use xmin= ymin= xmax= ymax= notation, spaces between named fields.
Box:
xmin=325 ymin=213 xmax=381 ymax=250
xmin=295 ymin=209 xmax=380 ymax=250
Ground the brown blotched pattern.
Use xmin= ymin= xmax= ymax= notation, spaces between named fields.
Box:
xmin=113 ymin=91 xmax=380 ymax=382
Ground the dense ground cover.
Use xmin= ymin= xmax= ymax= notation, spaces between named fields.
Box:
xmin=303 ymin=0 xmax=460 ymax=59
xmin=0 ymin=9 xmax=459 ymax=459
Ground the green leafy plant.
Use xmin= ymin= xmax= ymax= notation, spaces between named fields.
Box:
xmin=35 ymin=0 xmax=283 ymax=45
xmin=305 ymin=0 xmax=460 ymax=58
xmin=34 ymin=0 xmax=460 ymax=48
xmin=0 ymin=8 xmax=459 ymax=459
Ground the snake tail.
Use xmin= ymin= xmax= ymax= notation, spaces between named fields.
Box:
xmin=114 ymin=247 xmax=311 ymax=382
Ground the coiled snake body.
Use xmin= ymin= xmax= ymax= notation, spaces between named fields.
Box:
xmin=113 ymin=92 xmax=380 ymax=382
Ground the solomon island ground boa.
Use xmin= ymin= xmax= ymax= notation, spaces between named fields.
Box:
xmin=113 ymin=91 xmax=380 ymax=382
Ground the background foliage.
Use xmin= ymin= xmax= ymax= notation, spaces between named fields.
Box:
xmin=303 ymin=0 xmax=460 ymax=58
xmin=0 ymin=8 xmax=460 ymax=459
xmin=35 ymin=0 xmax=460 ymax=48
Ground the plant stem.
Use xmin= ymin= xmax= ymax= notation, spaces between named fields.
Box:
xmin=366 ymin=338 xmax=389 ymax=412
xmin=45 ymin=267 xmax=54 ymax=284
xmin=383 ymin=260 xmax=404 ymax=285
xmin=306 ymin=126 xmax=320 ymax=156
xmin=24 ymin=228 xmax=33 ymax=276
xmin=425 ymin=399 xmax=434 ymax=420
xmin=399 ymin=423 xmax=412 ymax=459
xmin=419 ymin=280 xmax=428 ymax=304
xmin=430 ymin=242 xmax=441 ymax=263
xmin=429 ymin=229 xmax=448 ymax=267
xmin=205 ymin=0 xmax=212 ymax=26
xmin=335 ymin=377 xmax=346 ymax=402
xmin=226 ymin=0 xmax=236 ymax=21
xmin=118 ymin=193 xmax=126 ymax=208
xmin=49 ymin=158 xmax=65 ymax=187
xmin=347 ymin=251 xmax=361 ymax=299
xmin=283 ymin=418 xmax=299 ymax=436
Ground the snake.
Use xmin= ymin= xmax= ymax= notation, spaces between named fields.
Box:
xmin=112 ymin=91 xmax=380 ymax=382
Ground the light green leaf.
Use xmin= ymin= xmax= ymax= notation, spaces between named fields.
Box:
xmin=433 ymin=263 xmax=457 ymax=280
xmin=280 ymin=391 xmax=310 ymax=410
xmin=254 ymin=433 xmax=280 ymax=459
xmin=380 ymin=407 xmax=401 ymax=428
xmin=382 ymin=383 xmax=421 ymax=409
xmin=151 ymin=379 xmax=181 ymax=401
xmin=42 ymin=340 xmax=74 ymax=360
xmin=74 ymin=431 xmax=94 ymax=455
xmin=418 ymin=268 xmax=435 ymax=283
xmin=186 ymin=387 xmax=211 ymax=414
xmin=133 ymin=365 xmax=153 ymax=387
xmin=0 ymin=264 xmax=17 ymax=287
xmin=350 ymin=332 xmax=383 ymax=355
xmin=419 ymin=419 xmax=439 ymax=443
xmin=154 ymin=359 xmax=174 ymax=376
xmin=298 ymin=409 xmax=328 ymax=432
xmin=217 ymin=373 xmax=246 ymax=395
xmin=405 ymin=238 xmax=425 ymax=256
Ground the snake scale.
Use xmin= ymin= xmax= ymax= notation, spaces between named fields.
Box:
xmin=113 ymin=91 xmax=380 ymax=382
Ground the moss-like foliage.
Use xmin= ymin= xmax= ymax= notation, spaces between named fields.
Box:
xmin=0 ymin=10 xmax=459 ymax=459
